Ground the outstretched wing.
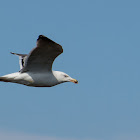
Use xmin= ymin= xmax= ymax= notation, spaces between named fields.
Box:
xmin=10 ymin=52 xmax=28 ymax=69
xmin=20 ymin=35 xmax=63 ymax=73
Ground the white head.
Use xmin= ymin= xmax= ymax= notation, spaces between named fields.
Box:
xmin=53 ymin=71 xmax=78 ymax=84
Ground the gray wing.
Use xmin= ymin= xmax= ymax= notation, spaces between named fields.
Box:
xmin=20 ymin=35 xmax=63 ymax=73
xmin=10 ymin=52 xmax=28 ymax=69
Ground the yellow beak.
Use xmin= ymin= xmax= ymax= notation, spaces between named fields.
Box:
xmin=70 ymin=79 xmax=78 ymax=84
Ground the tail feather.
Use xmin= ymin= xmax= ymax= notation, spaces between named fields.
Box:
xmin=0 ymin=73 xmax=19 ymax=83
xmin=0 ymin=77 xmax=12 ymax=82
xmin=0 ymin=73 xmax=31 ymax=86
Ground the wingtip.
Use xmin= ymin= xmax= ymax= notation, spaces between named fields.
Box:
xmin=10 ymin=52 xmax=14 ymax=54
xmin=37 ymin=35 xmax=62 ymax=46
xmin=37 ymin=35 xmax=46 ymax=41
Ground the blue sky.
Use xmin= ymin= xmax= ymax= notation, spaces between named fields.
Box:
xmin=0 ymin=0 xmax=140 ymax=140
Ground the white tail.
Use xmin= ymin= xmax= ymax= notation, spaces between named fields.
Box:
xmin=0 ymin=77 xmax=12 ymax=82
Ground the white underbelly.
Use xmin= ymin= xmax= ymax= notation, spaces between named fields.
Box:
xmin=1 ymin=72 xmax=59 ymax=87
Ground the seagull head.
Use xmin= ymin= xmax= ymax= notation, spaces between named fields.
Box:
xmin=53 ymin=71 xmax=78 ymax=84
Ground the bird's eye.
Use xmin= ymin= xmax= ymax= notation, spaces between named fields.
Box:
xmin=64 ymin=75 xmax=68 ymax=78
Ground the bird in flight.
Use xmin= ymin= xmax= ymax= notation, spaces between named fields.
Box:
xmin=0 ymin=35 xmax=78 ymax=87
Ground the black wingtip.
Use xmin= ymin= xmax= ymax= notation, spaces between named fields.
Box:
xmin=37 ymin=35 xmax=63 ymax=53
xmin=37 ymin=35 xmax=48 ymax=41
xmin=37 ymin=35 xmax=60 ymax=45
xmin=10 ymin=52 xmax=15 ymax=55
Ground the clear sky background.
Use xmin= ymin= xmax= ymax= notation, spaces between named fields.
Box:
xmin=0 ymin=0 xmax=140 ymax=140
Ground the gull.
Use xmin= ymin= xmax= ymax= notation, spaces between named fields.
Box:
xmin=0 ymin=35 xmax=78 ymax=87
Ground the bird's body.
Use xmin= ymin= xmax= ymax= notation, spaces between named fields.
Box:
xmin=0 ymin=35 xmax=78 ymax=87
xmin=1 ymin=71 xmax=65 ymax=87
